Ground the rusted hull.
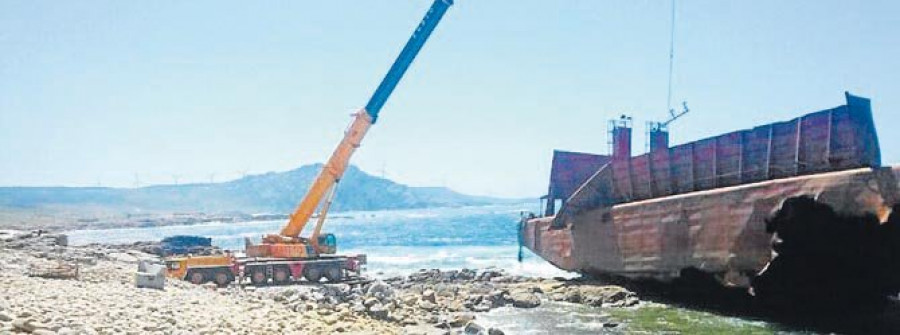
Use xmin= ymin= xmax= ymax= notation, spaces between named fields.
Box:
xmin=523 ymin=167 xmax=900 ymax=286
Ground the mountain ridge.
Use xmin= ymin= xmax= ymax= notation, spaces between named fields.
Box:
xmin=0 ymin=164 xmax=516 ymax=214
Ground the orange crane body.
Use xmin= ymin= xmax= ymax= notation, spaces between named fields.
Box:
xmin=253 ymin=111 xmax=372 ymax=258
xmin=247 ymin=0 xmax=453 ymax=259
xmin=166 ymin=2 xmax=452 ymax=286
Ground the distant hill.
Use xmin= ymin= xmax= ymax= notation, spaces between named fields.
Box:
xmin=0 ymin=164 xmax=514 ymax=214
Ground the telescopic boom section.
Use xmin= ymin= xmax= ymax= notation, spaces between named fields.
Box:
xmin=275 ymin=0 xmax=453 ymax=240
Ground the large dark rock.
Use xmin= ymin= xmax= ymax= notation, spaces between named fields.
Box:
xmin=509 ymin=292 xmax=541 ymax=308
xmin=464 ymin=321 xmax=486 ymax=335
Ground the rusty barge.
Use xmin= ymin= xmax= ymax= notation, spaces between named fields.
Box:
xmin=522 ymin=92 xmax=900 ymax=303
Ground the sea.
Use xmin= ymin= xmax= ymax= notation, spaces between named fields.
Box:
xmin=65 ymin=204 xmax=798 ymax=334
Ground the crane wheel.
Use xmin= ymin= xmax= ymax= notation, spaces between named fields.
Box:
xmin=188 ymin=270 xmax=207 ymax=285
xmin=324 ymin=266 xmax=343 ymax=282
xmin=304 ymin=266 xmax=323 ymax=283
xmin=273 ymin=266 xmax=291 ymax=285
xmin=214 ymin=270 xmax=233 ymax=287
xmin=249 ymin=269 xmax=268 ymax=286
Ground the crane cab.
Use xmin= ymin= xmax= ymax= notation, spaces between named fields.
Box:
xmin=317 ymin=233 xmax=337 ymax=254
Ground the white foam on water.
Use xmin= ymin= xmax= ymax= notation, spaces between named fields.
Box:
xmin=554 ymin=321 xmax=610 ymax=331
xmin=402 ymin=213 xmax=440 ymax=219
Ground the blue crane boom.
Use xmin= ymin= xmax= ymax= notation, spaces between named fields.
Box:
xmin=364 ymin=0 xmax=453 ymax=123
xmin=261 ymin=0 xmax=454 ymax=251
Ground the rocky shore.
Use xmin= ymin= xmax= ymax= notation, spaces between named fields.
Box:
xmin=0 ymin=230 xmax=642 ymax=334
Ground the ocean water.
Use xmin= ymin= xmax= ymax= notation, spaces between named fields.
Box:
xmin=65 ymin=204 xmax=570 ymax=278
xmin=65 ymin=205 xmax=788 ymax=334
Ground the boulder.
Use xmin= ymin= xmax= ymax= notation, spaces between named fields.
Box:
xmin=463 ymin=321 xmax=487 ymax=335
xmin=464 ymin=294 xmax=482 ymax=306
xmin=471 ymin=302 xmax=491 ymax=312
xmin=402 ymin=295 xmax=419 ymax=306
xmin=478 ymin=269 xmax=504 ymax=281
xmin=488 ymin=328 xmax=505 ymax=335
xmin=441 ymin=270 xmax=458 ymax=282
xmin=135 ymin=260 xmax=166 ymax=290
xmin=564 ymin=289 xmax=582 ymax=303
xmin=424 ymin=314 xmax=440 ymax=324
xmin=417 ymin=300 xmax=437 ymax=312
xmin=363 ymin=297 xmax=380 ymax=308
xmin=350 ymin=303 xmax=366 ymax=313
xmin=509 ymin=292 xmax=541 ymax=308
xmin=422 ymin=289 xmax=436 ymax=303
xmin=605 ymin=290 xmax=629 ymax=303
xmin=322 ymin=284 xmax=351 ymax=301
xmin=434 ymin=284 xmax=456 ymax=297
xmin=448 ymin=314 xmax=475 ymax=327
xmin=487 ymin=290 xmax=508 ymax=307
xmin=12 ymin=318 xmax=48 ymax=333
xmin=448 ymin=301 xmax=465 ymax=312
xmin=458 ymin=269 xmax=476 ymax=281
xmin=48 ymin=234 xmax=68 ymax=246
xmin=367 ymin=303 xmax=389 ymax=320
xmin=578 ymin=285 xmax=637 ymax=307
xmin=323 ymin=315 xmax=339 ymax=325
xmin=367 ymin=280 xmax=394 ymax=301
xmin=107 ymin=252 xmax=138 ymax=264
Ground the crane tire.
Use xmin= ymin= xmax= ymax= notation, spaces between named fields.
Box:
xmin=188 ymin=270 xmax=207 ymax=285
xmin=214 ymin=270 xmax=233 ymax=287
xmin=304 ymin=266 xmax=323 ymax=283
xmin=273 ymin=266 xmax=291 ymax=285
xmin=324 ymin=266 xmax=343 ymax=282
xmin=249 ymin=269 xmax=268 ymax=286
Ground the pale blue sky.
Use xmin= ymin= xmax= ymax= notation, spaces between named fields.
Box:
xmin=1 ymin=1 xmax=898 ymax=197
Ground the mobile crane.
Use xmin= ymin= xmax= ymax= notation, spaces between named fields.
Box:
xmin=165 ymin=0 xmax=453 ymax=286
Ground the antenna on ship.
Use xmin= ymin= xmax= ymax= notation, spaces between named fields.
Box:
xmin=647 ymin=0 xmax=689 ymax=153
xmin=665 ymin=0 xmax=677 ymax=117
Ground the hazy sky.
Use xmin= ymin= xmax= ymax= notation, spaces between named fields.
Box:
xmin=1 ymin=1 xmax=898 ymax=198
